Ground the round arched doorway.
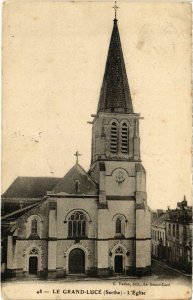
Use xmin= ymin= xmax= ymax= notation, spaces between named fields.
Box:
xmin=69 ymin=248 xmax=85 ymax=274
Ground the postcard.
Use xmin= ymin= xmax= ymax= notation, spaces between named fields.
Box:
xmin=1 ymin=1 xmax=192 ymax=299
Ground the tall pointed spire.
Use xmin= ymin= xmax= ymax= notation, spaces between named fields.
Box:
xmin=97 ymin=15 xmax=133 ymax=114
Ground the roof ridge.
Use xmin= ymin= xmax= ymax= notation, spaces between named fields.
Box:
xmin=2 ymin=176 xmax=61 ymax=198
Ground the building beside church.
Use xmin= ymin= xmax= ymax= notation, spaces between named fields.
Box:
xmin=165 ymin=198 xmax=192 ymax=273
xmin=2 ymin=12 xmax=151 ymax=279
xmin=151 ymin=211 xmax=167 ymax=261
xmin=151 ymin=198 xmax=192 ymax=274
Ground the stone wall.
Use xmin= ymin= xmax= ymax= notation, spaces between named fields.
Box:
xmin=16 ymin=200 xmax=49 ymax=239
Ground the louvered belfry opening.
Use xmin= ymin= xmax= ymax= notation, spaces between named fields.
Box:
xmin=121 ymin=123 xmax=128 ymax=153
xmin=110 ymin=122 xmax=118 ymax=153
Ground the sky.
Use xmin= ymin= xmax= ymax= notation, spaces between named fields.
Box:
xmin=2 ymin=1 xmax=192 ymax=209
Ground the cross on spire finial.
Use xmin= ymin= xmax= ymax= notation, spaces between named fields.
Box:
xmin=74 ymin=151 xmax=82 ymax=164
xmin=113 ymin=1 xmax=119 ymax=20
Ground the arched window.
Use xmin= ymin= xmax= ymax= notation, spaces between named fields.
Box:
xmin=110 ymin=122 xmax=118 ymax=153
xmin=68 ymin=212 xmax=86 ymax=238
xmin=116 ymin=218 xmax=122 ymax=234
xmin=31 ymin=219 xmax=38 ymax=235
xmin=121 ymin=123 xmax=128 ymax=153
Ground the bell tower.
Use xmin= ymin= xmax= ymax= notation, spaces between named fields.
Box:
xmin=88 ymin=9 xmax=151 ymax=276
xmin=90 ymin=16 xmax=141 ymax=172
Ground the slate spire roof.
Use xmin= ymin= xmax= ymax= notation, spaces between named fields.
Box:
xmin=97 ymin=18 xmax=133 ymax=114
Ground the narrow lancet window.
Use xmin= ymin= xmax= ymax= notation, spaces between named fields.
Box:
xmin=116 ymin=218 xmax=122 ymax=234
xmin=110 ymin=122 xmax=118 ymax=153
xmin=31 ymin=219 xmax=38 ymax=235
xmin=121 ymin=123 xmax=128 ymax=153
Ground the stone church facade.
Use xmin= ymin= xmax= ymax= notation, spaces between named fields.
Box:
xmin=2 ymin=15 xmax=151 ymax=279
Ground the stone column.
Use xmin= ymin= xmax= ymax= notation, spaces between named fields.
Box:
xmin=133 ymin=119 xmax=141 ymax=161
xmin=48 ymin=200 xmax=57 ymax=278
xmin=97 ymin=209 xmax=109 ymax=276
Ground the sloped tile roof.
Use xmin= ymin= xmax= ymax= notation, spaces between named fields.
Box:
xmin=52 ymin=164 xmax=98 ymax=195
xmin=2 ymin=202 xmax=40 ymax=221
xmin=152 ymin=213 xmax=167 ymax=228
xmin=2 ymin=164 xmax=98 ymax=201
xmin=2 ymin=176 xmax=61 ymax=199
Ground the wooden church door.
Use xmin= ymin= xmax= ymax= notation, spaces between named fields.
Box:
xmin=114 ymin=255 xmax=123 ymax=273
xmin=29 ymin=256 xmax=38 ymax=275
xmin=69 ymin=249 xmax=85 ymax=274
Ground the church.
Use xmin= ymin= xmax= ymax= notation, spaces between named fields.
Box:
xmin=1 ymin=8 xmax=151 ymax=279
